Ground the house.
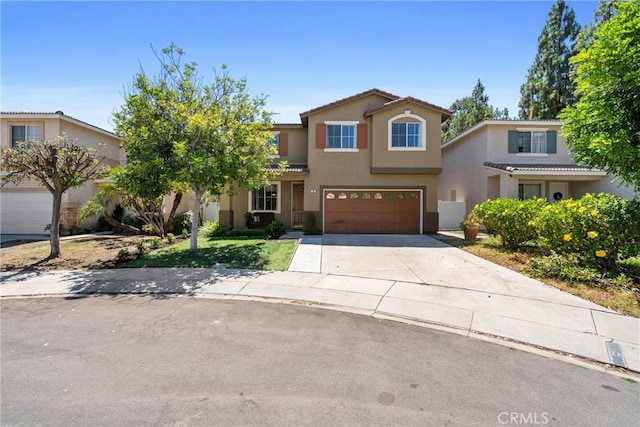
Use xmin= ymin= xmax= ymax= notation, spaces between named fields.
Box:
xmin=438 ymin=120 xmax=638 ymax=229
xmin=0 ymin=111 xmax=123 ymax=235
xmin=218 ymin=88 xmax=451 ymax=234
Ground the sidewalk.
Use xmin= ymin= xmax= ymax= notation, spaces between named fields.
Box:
xmin=1 ymin=264 xmax=638 ymax=374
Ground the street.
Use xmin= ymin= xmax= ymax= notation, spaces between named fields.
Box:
xmin=1 ymin=296 xmax=638 ymax=426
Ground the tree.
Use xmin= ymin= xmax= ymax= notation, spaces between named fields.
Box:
xmin=441 ymin=79 xmax=508 ymax=142
xmin=113 ymin=44 xmax=277 ymax=251
xmin=560 ymin=0 xmax=640 ymax=191
xmin=1 ymin=136 xmax=105 ymax=258
xmin=519 ymin=0 xmax=581 ymax=119
xmin=574 ymin=0 xmax=616 ymax=52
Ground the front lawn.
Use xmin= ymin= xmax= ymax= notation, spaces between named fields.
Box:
xmin=438 ymin=236 xmax=640 ymax=318
xmin=123 ymin=237 xmax=298 ymax=270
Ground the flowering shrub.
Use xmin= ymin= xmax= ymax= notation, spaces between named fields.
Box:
xmin=534 ymin=193 xmax=640 ymax=271
xmin=472 ymin=197 xmax=547 ymax=249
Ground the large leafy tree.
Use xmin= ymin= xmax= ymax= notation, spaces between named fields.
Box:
xmin=519 ymin=0 xmax=580 ymax=119
xmin=1 ymin=136 xmax=105 ymax=258
xmin=560 ymin=0 xmax=640 ymax=191
xmin=113 ymin=44 xmax=277 ymax=251
xmin=441 ymin=79 xmax=508 ymax=142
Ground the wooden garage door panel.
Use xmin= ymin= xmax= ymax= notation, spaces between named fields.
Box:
xmin=324 ymin=190 xmax=420 ymax=234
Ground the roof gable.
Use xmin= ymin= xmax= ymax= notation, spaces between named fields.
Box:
xmin=363 ymin=96 xmax=451 ymax=122
xmin=1 ymin=111 xmax=119 ymax=139
xmin=299 ymin=88 xmax=399 ymax=123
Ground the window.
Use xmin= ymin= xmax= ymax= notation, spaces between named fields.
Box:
xmin=391 ymin=123 xmax=422 ymax=148
xmin=387 ymin=111 xmax=426 ymax=150
xmin=269 ymin=133 xmax=280 ymax=154
xmin=326 ymin=124 xmax=355 ymax=149
xmin=518 ymin=131 xmax=546 ymax=153
xmin=11 ymin=125 xmax=41 ymax=148
xmin=250 ymin=183 xmax=280 ymax=212
xmin=518 ymin=183 xmax=542 ymax=200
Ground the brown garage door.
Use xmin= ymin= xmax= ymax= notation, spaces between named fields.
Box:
xmin=324 ymin=190 xmax=421 ymax=234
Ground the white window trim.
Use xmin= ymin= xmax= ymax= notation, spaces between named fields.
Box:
xmin=324 ymin=120 xmax=359 ymax=151
xmin=388 ymin=110 xmax=426 ymax=151
xmin=248 ymin=181 xmax=281 ymax=213
xmin=515 ymin=129 xmax=548 ymax=155
xmin=269 ymin=131 xmax=280 ymax=159
xmin=518 ymin=180 xmax=545 ymax=200
xmin=10 ymin=123 xmax=42 ymax=148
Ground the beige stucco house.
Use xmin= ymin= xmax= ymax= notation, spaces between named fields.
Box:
xmin=438 ymin=119 xmax=638 ymax=229
xmin=219 ymin=89 xmax=451 ymax=234
xmin=0 ymin=111 xmax=123 ymax=235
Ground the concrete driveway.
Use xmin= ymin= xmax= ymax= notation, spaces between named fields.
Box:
xmin=318 ymin=234 xmax=603 ymax=309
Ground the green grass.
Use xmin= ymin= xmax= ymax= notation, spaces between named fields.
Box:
xmin=122 ymin=237 xmax=298 ymax=270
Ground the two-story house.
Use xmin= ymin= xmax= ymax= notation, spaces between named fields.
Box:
xmin=218 ymin=89 xmax=451 ymax=234
xmin=439 ymin=120 xmax=638 ymax=228
xmin=0 ymin=111 xmax=123 ymax=235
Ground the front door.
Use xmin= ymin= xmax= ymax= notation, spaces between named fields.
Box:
xmin=549 ymin=182 xmax=569 ymax=203
xmin=292 ymin=183 xmax=304 ymax=229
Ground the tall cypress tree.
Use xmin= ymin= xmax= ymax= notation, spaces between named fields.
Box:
xmin=442 ymin=79 xmax=508 ymax=142
xmin=519 ymin=0 xmax=580 ymax=119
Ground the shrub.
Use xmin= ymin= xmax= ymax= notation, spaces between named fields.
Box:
xmin=122 ymin=213 xmax=144 ymax=229
xmin=526 ymin=253 xmax=600 ymax=284
xmin=136 ymin=241 xmax=147 ymax=255
xmin=141 ymin=224 xmax=156 ymax=235
xmin=166 ymin=233 xmax=175 ymax=243
xmin=116 ymin=248 xmax=130 ymax=261
xmin=172 ymin=211 xmax=192 ymax=236
xmin=265 ymin=220 xmax=286 ymax=239
xmin=201 ymin=221 xmax=231 ymax=238
xmin=225 ymin=228 xmax=267 ymax=238
xmin=149 ymin=237 xmax=162 ymax=249
xmin=534 ymin=194 xmax=640 ymax=271
xmin=472 ymin=198 xmax=546 ymax=249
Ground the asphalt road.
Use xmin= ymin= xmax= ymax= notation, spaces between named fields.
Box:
xmin=1 ymin=296 xmax=638 ymax=426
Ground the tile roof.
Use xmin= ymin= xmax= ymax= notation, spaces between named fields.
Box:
xmin=1 ymin=111 xmax=118 ymax=138
xmin=266 ymin=164 xmax=310 ymax=174
xmin=363 ymin=96 xmax=452 ymax=121
xmin=299 ymin=88 xmax=399 ymax=119
xmin=272 ymin=123 xmax=303 ymax=128
xmin=484 ymin=162 xmax=605 ymax=173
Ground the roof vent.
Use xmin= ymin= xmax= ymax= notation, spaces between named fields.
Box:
xmin=55 ymin=110 xmax=64 ymax=115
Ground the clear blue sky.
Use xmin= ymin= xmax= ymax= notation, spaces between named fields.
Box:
xmin=1 ymin=1 xmax=598 ymax=132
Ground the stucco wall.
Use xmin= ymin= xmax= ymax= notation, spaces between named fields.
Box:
xmin=486 ymin=123 xmax=572 ymax=164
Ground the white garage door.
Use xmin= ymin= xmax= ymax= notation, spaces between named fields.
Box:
xmin=1 ymin=191 xmax=52 ymax=234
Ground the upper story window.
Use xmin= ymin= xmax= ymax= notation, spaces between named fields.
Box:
xmin=518 ymin=131 xmax=546 ymax=153
xmin=269 ymin=132 xmax=280 ymax=157
xmin=327 ymin=124 xmax=355 ymax=149
xmin=508 ymin=129 xmax=557 ymax=155
xmin=11 ymin=125 xmax=41 ymax=148
xmin=391 ymin=122 xmax=422 ymax=148
xmin=387 ymin=111 xmax=426 ymax=151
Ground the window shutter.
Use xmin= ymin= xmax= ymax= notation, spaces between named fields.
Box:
xmin=357 ymin=123 xmax=368 ymax=149
xmin=546 ymin=130 xmax=557 ymax=153
xmin=316 ymin=123 xmax=326 ymax=149
xmin=278 ymin=133 xmax=288 ymax=156
xmin=508 ymin=130 xmax=518 ymax=153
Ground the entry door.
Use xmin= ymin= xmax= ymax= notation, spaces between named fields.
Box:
xmin=292 ymin=183 xmax=304 ymax=229
xmin=549 ymin=182 xmax=569 ymax=203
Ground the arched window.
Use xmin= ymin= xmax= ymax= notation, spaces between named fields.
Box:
xmin=387 ymin=110 xmax=426 ymax=151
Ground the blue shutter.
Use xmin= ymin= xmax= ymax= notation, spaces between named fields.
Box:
xmin=508 ymin=131 xmax=518 ymax=153
xmin=546 ymin=131 xmax=557 ymax=153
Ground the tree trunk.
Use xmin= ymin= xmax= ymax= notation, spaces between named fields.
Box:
xmin=190 ymin=188 xmax=202 ymax=252
xmin=103 ymin=213 xmax=141 ymax=234
xmin=165 ymin=193 xmax=183 ymax=233
xmin=49 ymin=189 xmax=63 ymax=259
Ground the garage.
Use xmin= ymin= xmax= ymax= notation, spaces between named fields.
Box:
xmin=1 ymin=191 xmax=52 ymax=235
xmin=323 ymin=189 xmax=422 ymax=234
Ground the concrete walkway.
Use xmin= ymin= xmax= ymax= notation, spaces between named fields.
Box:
xmin=1 ymin=233 xmax=639 ymax=374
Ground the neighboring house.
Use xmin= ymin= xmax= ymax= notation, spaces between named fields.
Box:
xmin=218 ymin=88 xmax=451 ymax=233
xmin=0 ymin=111 xmax=123 ymax=235
xmin=439 ymin=120 xmax=638 ymax=229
